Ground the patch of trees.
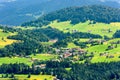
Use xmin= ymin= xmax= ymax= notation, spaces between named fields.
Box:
xmin=0 ymin=63 xmax=42 ymax=75
xmin=53 ymin=40 xmax=68 ymax=48
xmin=0 ymin=63 xmax=30 ymax=74
xmin=0 ymin=26 xmax=16 ymax=33
xmin=8 ymin=27 xmax=66 ymax=41
xmin=113 ymin=30 xmax=120 ymax=38
xmin=8 ymin=30 xmax=49 ymax=42
xmin=0 ymin=60 xmax=71 ymax=75
xmin=74 ymin=39 xmax=102 ymax=48
xmin=52 ymin=32 xmax=102 ymax=48
xmin=22 ymin=5 xmax=120 ymax=27
xmin=1 ymin=61 xmax=120 ymax=80
xmin=71 ymin=32 xmax=102 ymax=38
xmin=45 ymin=60 xmax=72 ymax=68
xmin=56 ymin=62 xmax=120 ymax=80
xmin=74 ymin=41 xmax=87 ymax=48
xmin=0 ymin=39 xmax=44 ymax=56
xmin=8 ymin=27 xmax=102 ymax=42
xmin=38 ymin=27 xmax=66 ymax=40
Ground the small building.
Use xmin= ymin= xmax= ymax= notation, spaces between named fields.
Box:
xmin=49 ymin=39 xmax=58 ymax=43
xmin=63 ymin=53 xmax=72 ymax=58
xmin=35 ymin=64 xmax=46 ymax=69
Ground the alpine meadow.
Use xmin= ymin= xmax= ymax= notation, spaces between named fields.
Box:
xmin=0 ymin=0 xmax=120 ymax=80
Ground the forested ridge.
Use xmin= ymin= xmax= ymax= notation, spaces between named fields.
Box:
xmin=22 ymin=5 xmax=120 ymax=27
xmin=1 ymin=0 xmax=120 ymax=25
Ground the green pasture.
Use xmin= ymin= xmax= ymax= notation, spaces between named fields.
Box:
xmin=0 ymin=74 xmax=54 ymax=80
xmin=48 ymin=21 xmax=120 ymax=37
xmin=0 ymin=54 xmax=58 ymax=66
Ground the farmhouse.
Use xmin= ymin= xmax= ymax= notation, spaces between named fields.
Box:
xmin=63 ymin=53 xmax=72 ymax=58
xmin=34 ymin=64 xmax=46 ymax=69
xmin=49 ymin=39 xmax=58 ymax=43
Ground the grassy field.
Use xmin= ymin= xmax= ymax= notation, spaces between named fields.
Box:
xmin=0 ymin=74 xmax=54 ymax=80
xmin=84 ymin=38 xmax=120 ymax=63
xmin=85 ymin=44 xmax=109 ymax=53
xmin=0 ymin=54 xmax=58 ymax=66
xmin=15 ymin=26 xmax=37 ymax=30
xmin=0 ymin=57 xmax=31 ymax=65
xmin=48 ymin=21 xmax=120 ymax=37
xmin=91 ymin=53 xmax=120 ymax=63
xmin=0 ymin=29 xmax=17 ymax=48
xmin=46 ymin=21 xmax=120 ymax=63
xmin=30 ymin=54 xmax=58 ymax=61
xmin=67 ymin=42 xmax=79 ymax=48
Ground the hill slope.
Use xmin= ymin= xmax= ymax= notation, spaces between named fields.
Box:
xmin=0 ymin=0 xmax=120 ymax=26
xmin=22 ymin=5 xmax=120 ymax=27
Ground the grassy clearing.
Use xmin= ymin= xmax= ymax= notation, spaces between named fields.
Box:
xmin=41 ymin=42 xmax=54 ymax=46
xmin=15 ymin=26 xmax=37 ymax=30
xmin=67 ymin=42 xmax=79 ymax=48
xmin=108 ymin=44 xmax=120 ymax=54
xmin=85 ymin=44 xmax=108 ymax=53
xmin=0 ymin=57 xmax=31 ymax=66
xmin=0 ymin=29 xmax=10 ymax=37
xmin=48 ymin=21 xmax=120 ymax=37
xmin=30 ymin=54 xmax=58 ymax=61
xmin=0 ymin=39 xmax=16 ymax=47
xmin=106 ymin=38 xmax=120 ymax=44
xmin=91 ymin=53 xmax=120 ymax=63
xmin=0 ymin=45 xmax=4 ymax=48
xmin=0 ymin=54 xmax=58 ymax=66
xmin=0 ymin=29 xmax=17 ymax=48
xmin=0 ymin=74 xmax=54 ymax=80
xmin=84 ymin=38 xmax=120 ymax=63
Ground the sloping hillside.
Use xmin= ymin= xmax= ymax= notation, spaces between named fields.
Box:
xmin=22 ymin=5 xmax=120 ymax=27
xmin=0 ymin=0 xmax=120 ymax=25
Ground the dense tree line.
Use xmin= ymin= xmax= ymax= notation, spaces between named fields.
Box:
xmin=8 ymin=27 xmax=66 ymax=41
xmin=1 ymin=61 xmax=120 ymax=80
xmin=8 ymin=27 xmax=101 ymax=41
xmin=57 ymin=62 xmax=120 ymax=80
xmin=113 ymin=30 xmax=120 ymax=38
xmin=44 ymin=61 xmax=120 ymax=80
xmin=71 ymin=32 xmax=102 ymax=38
xmin=0 ymin=39 xmax=44 ymax=56
xmin=0 ymin=63 xmax=42 ymax=75
xmin=22 ymin=5 xmax=120 ymax=27
xmin=0 ymin=63 xmax=31 ymax=74
xmin=0 ymin=26 xmax=16 ymax=33
xmin=7 ymin=29 xmax=49 ymax=42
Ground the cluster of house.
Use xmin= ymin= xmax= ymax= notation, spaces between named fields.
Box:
xmin=33 ymin=48 xmax=86 ymax=69
xmin=56 ymin=48 xmax=86 ymax=58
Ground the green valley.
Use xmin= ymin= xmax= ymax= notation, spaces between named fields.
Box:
xmin=1 ymin=5 xmax=120 ymax=80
